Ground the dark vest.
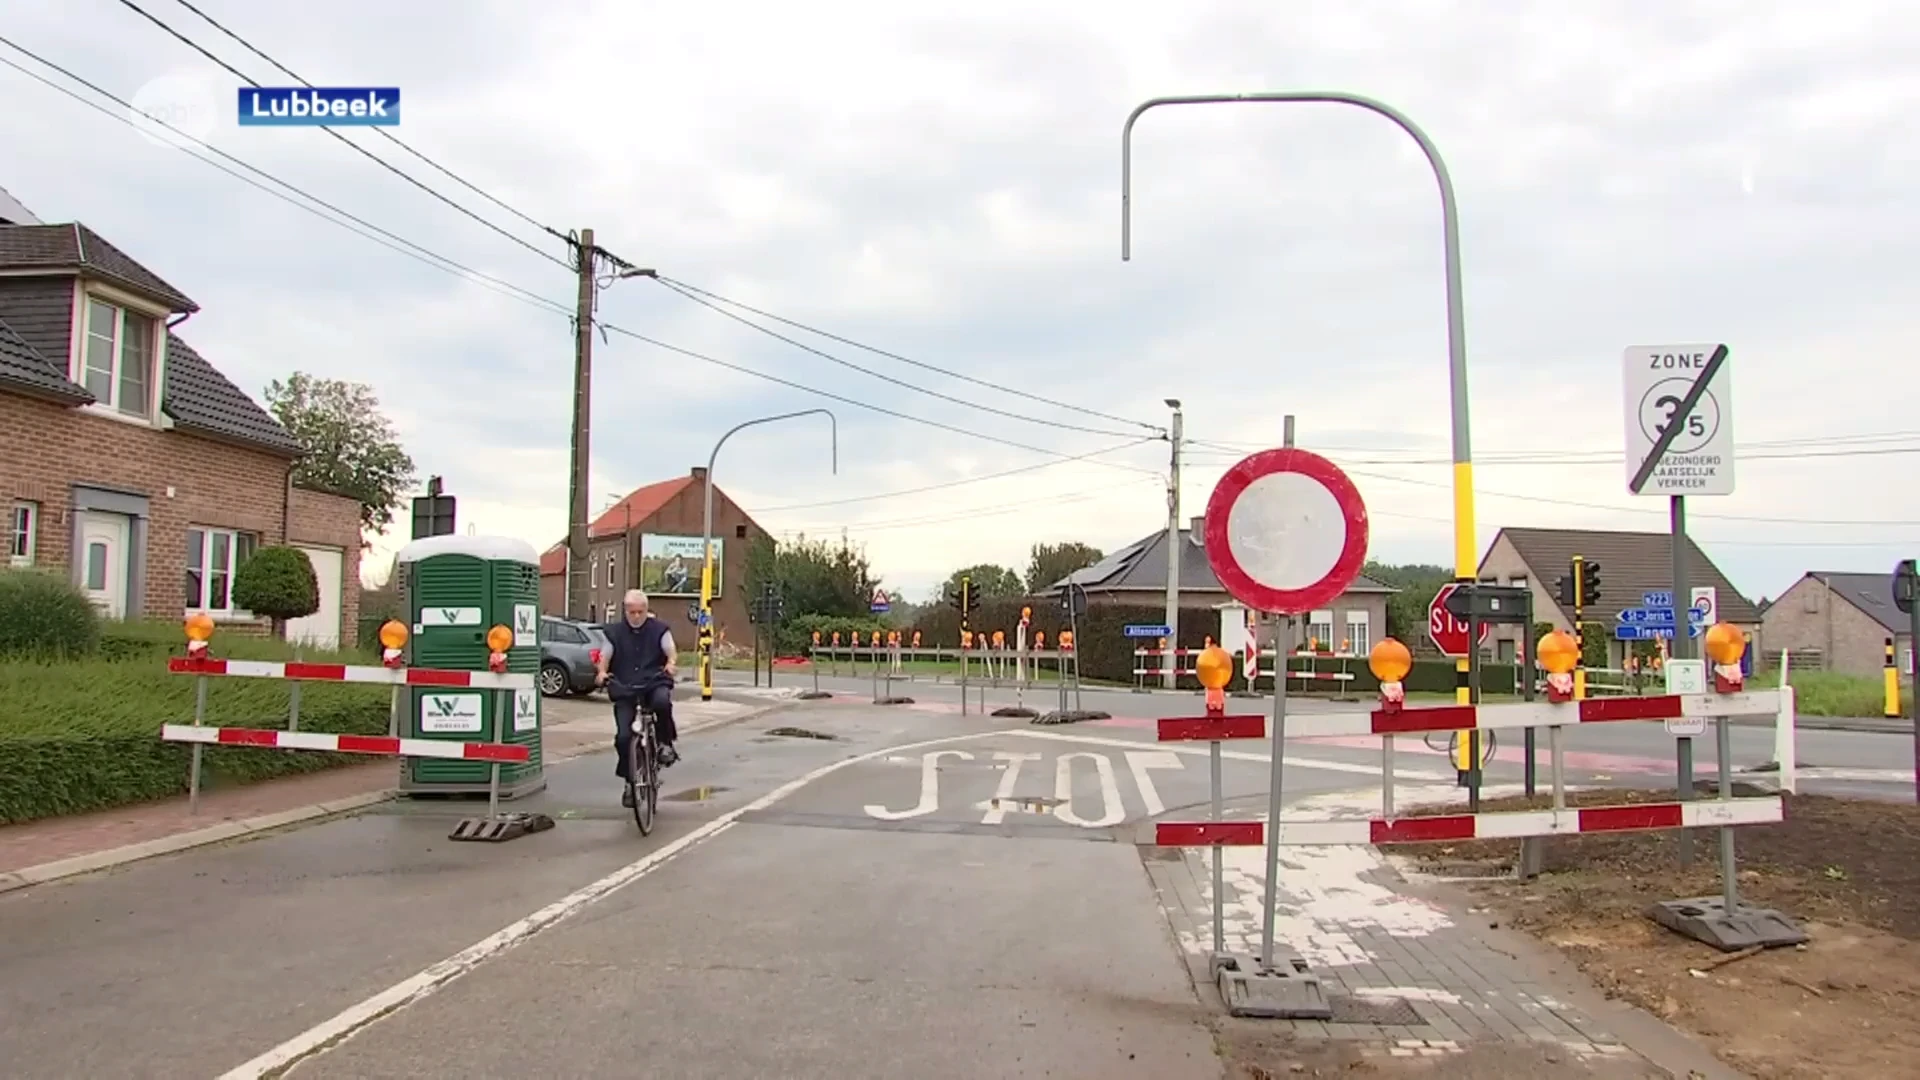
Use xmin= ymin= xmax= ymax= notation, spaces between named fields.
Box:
xmin=605 ymin=616 xmax=670 ymax=692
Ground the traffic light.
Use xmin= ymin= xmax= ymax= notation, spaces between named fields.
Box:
xmin=1579 ymin=560 xmax=1603 ymax=606
xmin=1555 ymin=574 xmax=1576 ymax=607
xmin=1895 ymin=559 xmax=1918 ymax=616
xmin=960 ymin=576 xmax=979 ymax=619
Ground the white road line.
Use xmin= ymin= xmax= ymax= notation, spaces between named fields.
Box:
xmin=220 ymin=729 xmax=1019 ymax=1080
xmin=863 ymin=749 xmax=973 ymax=820
xmin=980 ymin=751 xmax=1041 ymax=825
xmin=1007 ymin=729 xmax=1448 ymax=781
xmin=1054 ymin=752 xmax=1125 ymax=828
xmin=1124 ymin=751 xmax=1184 ymax=817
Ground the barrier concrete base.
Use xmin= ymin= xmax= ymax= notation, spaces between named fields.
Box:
xmin=1212 ymin=950 xmax=1333 ymax=1019
xmin=1646 ymin=896 xmax=1809 ymax=951
xmin=1032 ymin=709 xmax=1111 ymax=725
xmin=874 ymin=696 xmax=915 ymax=706
xmin=992 ymin=706 xmax=1039 ymax=718
xmin=797 ymin=690 xmax=833 ymax=700
xmin=448 ymin=812 xmax=555 ymax=843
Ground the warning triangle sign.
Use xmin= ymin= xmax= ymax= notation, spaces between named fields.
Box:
xmin=871 ymin=588 xmax=890 ymax=605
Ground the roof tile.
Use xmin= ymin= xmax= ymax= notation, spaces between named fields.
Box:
xmin=0 ymin=223 xmax=197 ymax=312
xmin=1810 ymin=571 xmax=1906 ymax=634
xmin=160 ymin=336 xmax=301 ymax=454
xmin=1050 ymin=526 xmax=1393 ymax=596
xmin=0 ymin=315 xmax=88 ymax=400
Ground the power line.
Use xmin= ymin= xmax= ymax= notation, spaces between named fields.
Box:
xmin=779 ymin=480 xmax=1162 ymax=536
xmin=747 ymin=437 xmax=1160 ymax=512
xmin=2 ymin=43 xmax=1165 ymax=484
xmin=597 ymin=321 xmax=1163 ymax=477
xmin=1188 ymin=430 xmax=1920 ymax=463
xmin=0 ymin=40 xmax=571 ymax=317
xmin=653 ymin=277 xmax=1146 ymax=439
xmin=163 ymin=0 xmax=569 ymax=250
xmin=112 ymin=0 xmax=570 ymax=269
xmin=656 ymin=275 xmax=1162 ymax=433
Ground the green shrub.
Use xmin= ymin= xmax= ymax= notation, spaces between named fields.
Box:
xmin=0 ymin=635 xmax=391 ymax=824
xmin=233 ymin=545 xmax=319 ymax=636
xmin=0 ymin=569 xmax=100 ymax=659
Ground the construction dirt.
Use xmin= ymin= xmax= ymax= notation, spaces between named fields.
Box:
xmin=1216 ymin=1022 xmax=1665 ymax=1077
xmin=1384 ymin=789 xmax=1920 ymax=1080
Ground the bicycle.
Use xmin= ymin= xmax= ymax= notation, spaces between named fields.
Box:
xmin=607 ymin=678 xmax=660 ymax=835
xmin=1424 ymin=727 xmax=1498 ymax=768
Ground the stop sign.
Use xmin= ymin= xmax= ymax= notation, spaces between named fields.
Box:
xmin=1428 ymin=583 xmax=1491 ymax=658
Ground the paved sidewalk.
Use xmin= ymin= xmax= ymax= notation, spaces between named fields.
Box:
xmin=1148 ymin=783 xmax=1738 ymax=1078
xmin=0 ymin=694 xmax=771 ymax=882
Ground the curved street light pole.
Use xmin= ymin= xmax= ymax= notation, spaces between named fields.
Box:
xmin=1122 ymin=91 xmax=1477 ymax=978
xmin=698 ymin=408 xmax=839 ymax=700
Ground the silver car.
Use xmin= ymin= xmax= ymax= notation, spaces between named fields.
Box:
xmin=539 ymin=616 xmax=610 ymax=697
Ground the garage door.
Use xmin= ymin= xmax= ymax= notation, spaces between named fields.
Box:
xmin=286 ymin=546 xmax=344 ymax=650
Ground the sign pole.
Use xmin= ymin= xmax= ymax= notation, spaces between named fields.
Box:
xmin=1672 ymin=497 xmax=1696 ymax=869
xmin=1466 ymin=604 xmax=1482 ymax=813
xmin=1910 ymin=571 xmax=1920 ymax=804
xmin=1256 ymin=415 xmax=1298 ymax=973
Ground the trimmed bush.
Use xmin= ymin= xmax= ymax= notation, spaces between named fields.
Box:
xmin=0 ymin=625 xmax=389 ymax=824
xmin=0 ymin=569 xmax=101 ymax=659
xmin=233 ymin=545 xmax=320 ymax=637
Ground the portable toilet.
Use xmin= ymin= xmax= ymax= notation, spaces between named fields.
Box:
xmin=394 ymin=534 xmax=546 ymax=799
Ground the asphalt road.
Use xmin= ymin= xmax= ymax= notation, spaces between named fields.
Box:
xmin=0 ymin=680 xmax=1890 ymax=1077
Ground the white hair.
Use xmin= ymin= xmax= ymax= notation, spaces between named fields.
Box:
xmin=624 ymin=589 xmax=650 ymax=607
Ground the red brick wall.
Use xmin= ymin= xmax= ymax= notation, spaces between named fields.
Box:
xmin=287 ymin=485 xmax=364 ymax=647
xmin=0 ymin=391 xmax=292 ymax=625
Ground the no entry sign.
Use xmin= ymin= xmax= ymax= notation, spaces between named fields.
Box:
xmin=1202 ymin=448 xmax=1369 ymax=615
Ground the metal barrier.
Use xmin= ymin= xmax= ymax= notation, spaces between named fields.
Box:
xmin=161 ymin=647 xmax=539 ymax=842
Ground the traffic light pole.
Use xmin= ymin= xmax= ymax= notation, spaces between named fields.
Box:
xmin=1672 ymin=496 xmax=1696 ymax=869
xmin=1571 ymin=554 xmax=1587 ymax=701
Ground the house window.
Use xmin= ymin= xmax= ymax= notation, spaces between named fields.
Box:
xmin=1306 ymin=610 xmax=1334 ymax=651
xmin=607 ymin=555 xmax=617 ymax=587
xmin=7 ymin=502 xmax=33 ymax=567
xmin=80 ymin=297 xmax=157 ymax=418
xmin=1344 ymin=610 xmax=1371 ymax=656
xmin=186 ymin=526 xmax=257 ymax=615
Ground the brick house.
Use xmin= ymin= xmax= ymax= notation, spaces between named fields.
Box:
xmin=1041 ymin=516 xmax=1397 ymax=654
xmin=1475 ymin=526 xmax=1761 ymax=668
xmin=1760 ymin=572 xmax=1913 ymax=677
xmin=539 ymin=466 xmax=767 ymax=646
xmin=0 ymin=204 xmax=363 ymax=647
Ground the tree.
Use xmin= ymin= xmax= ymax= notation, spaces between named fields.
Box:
xmin=944 ymin=564 xmax=1022 ymax=599
xmin=1026 ymin=541 xmax=1103 ymax=593
xmin=744 ymin=533 xmax=877 ymax=620
xmin=266 ymin=372 xmax=416 ymax=539
xmin=1362 ymin=560 xmax=1452 ymax=647
xmin=233 ymin=545 xmax=320 ymax=640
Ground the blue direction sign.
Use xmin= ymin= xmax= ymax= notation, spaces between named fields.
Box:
xmin=1617 ymin=606 xmax=1706 ymax=626
xmin=1124 ymin=624 xmax=1172 ymax=638
xmin=1615 ymin=623 xmax=1704 ymax=641
xmin=1642 ymin=591 xmax=1674 ymax=608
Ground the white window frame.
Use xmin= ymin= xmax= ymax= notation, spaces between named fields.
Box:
xmin=70 ymin=284 xmax=166 ymax=424
xmin=606 ymin=554 xmax=617 ymax=587
xmin=1344 ymin=610 xmax=1371 ymax=656
xmin=185 ymin=525 xmax=257 ymax=619
xmin=8 ymin=502 xmax=35 ymax=567
xmin=1306 ymin=609 xmax=1334 ymax=651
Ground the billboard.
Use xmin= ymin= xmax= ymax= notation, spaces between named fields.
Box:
xmin=639 ymin=533 xmax=720 ymax=597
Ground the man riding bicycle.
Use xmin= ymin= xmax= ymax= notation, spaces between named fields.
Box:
xmin=594 ymin=589 xmax=681 ymax=808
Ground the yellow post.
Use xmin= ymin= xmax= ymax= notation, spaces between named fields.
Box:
xmin=1571 ymin=553 xmax=1587 ymax=700
xmin=1453 ymin=462 xmax=1476 ymax=707
xmin=697 ymin=544 xmax=715 ymax=702
xmin=1452 ymin=731 xmax=1474 ymax=772
xmin=1886 ymin=637 xmax=1901 ymax=719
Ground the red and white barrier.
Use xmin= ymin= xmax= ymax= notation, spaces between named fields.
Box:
xmin=1157 ymin=796 xmax=1783 ymax=847
xmin=1289 ymin=690 xmax=1786 ymax=739
xmin=167 ymin=656 xmax=533 ymax=691
xmin=161 ymin=724 xmax=529 ymax=762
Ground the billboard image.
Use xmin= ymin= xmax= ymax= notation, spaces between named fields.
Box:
xmin=639 ymin=534 xmax=721 ymax=597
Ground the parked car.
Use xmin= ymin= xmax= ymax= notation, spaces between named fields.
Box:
xmin=539 ymin=616 xmax=610 ymax=697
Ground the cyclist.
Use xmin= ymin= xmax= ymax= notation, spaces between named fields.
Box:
xmin=594 ymin=588 xmax=681 ymax=808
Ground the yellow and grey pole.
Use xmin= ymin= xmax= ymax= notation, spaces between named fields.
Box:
xmin=1886 ymin=637 xmax=1901 ymax=719
xmin=697 ymin=549 xmax=716 ymax=702
xmin=1571 ymin=554 xmax=1588 ymax=700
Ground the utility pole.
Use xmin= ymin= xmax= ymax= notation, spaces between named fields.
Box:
xmin=566 ymin=229 xmax=595 ymax=620
xmin=1163 ymin=398 xmax=1183 ymax=689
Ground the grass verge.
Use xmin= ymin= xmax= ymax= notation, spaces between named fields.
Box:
xmin=0 ymin=621 xmax=390 ymax=825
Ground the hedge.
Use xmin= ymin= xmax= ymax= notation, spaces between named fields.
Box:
xmin=0 ymin=621 xmax=390 ymax=825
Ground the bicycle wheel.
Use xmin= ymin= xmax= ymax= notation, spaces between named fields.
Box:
xmin=630 ymin=727 xmax=655 ymax=836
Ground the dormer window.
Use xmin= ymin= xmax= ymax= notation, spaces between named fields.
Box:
xmin=80 ymin=296 xmax=157 ymax=418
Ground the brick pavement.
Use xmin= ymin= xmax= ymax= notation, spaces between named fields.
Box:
xmin=0 ymin=694 xmax=765 ymax=878
xmin=1144 ymin=782 xmax=1674 ymax=1071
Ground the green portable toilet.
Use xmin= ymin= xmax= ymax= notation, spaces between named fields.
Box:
xmin=393 ymin=534 xmax=546 ymax=799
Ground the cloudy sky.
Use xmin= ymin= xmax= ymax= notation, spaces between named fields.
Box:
xmin=4 ymin=0 xmax=1916 ymax=604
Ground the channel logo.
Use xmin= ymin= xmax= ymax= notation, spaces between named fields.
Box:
xmin=237 ymin=87 xmax=401 ymax=127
